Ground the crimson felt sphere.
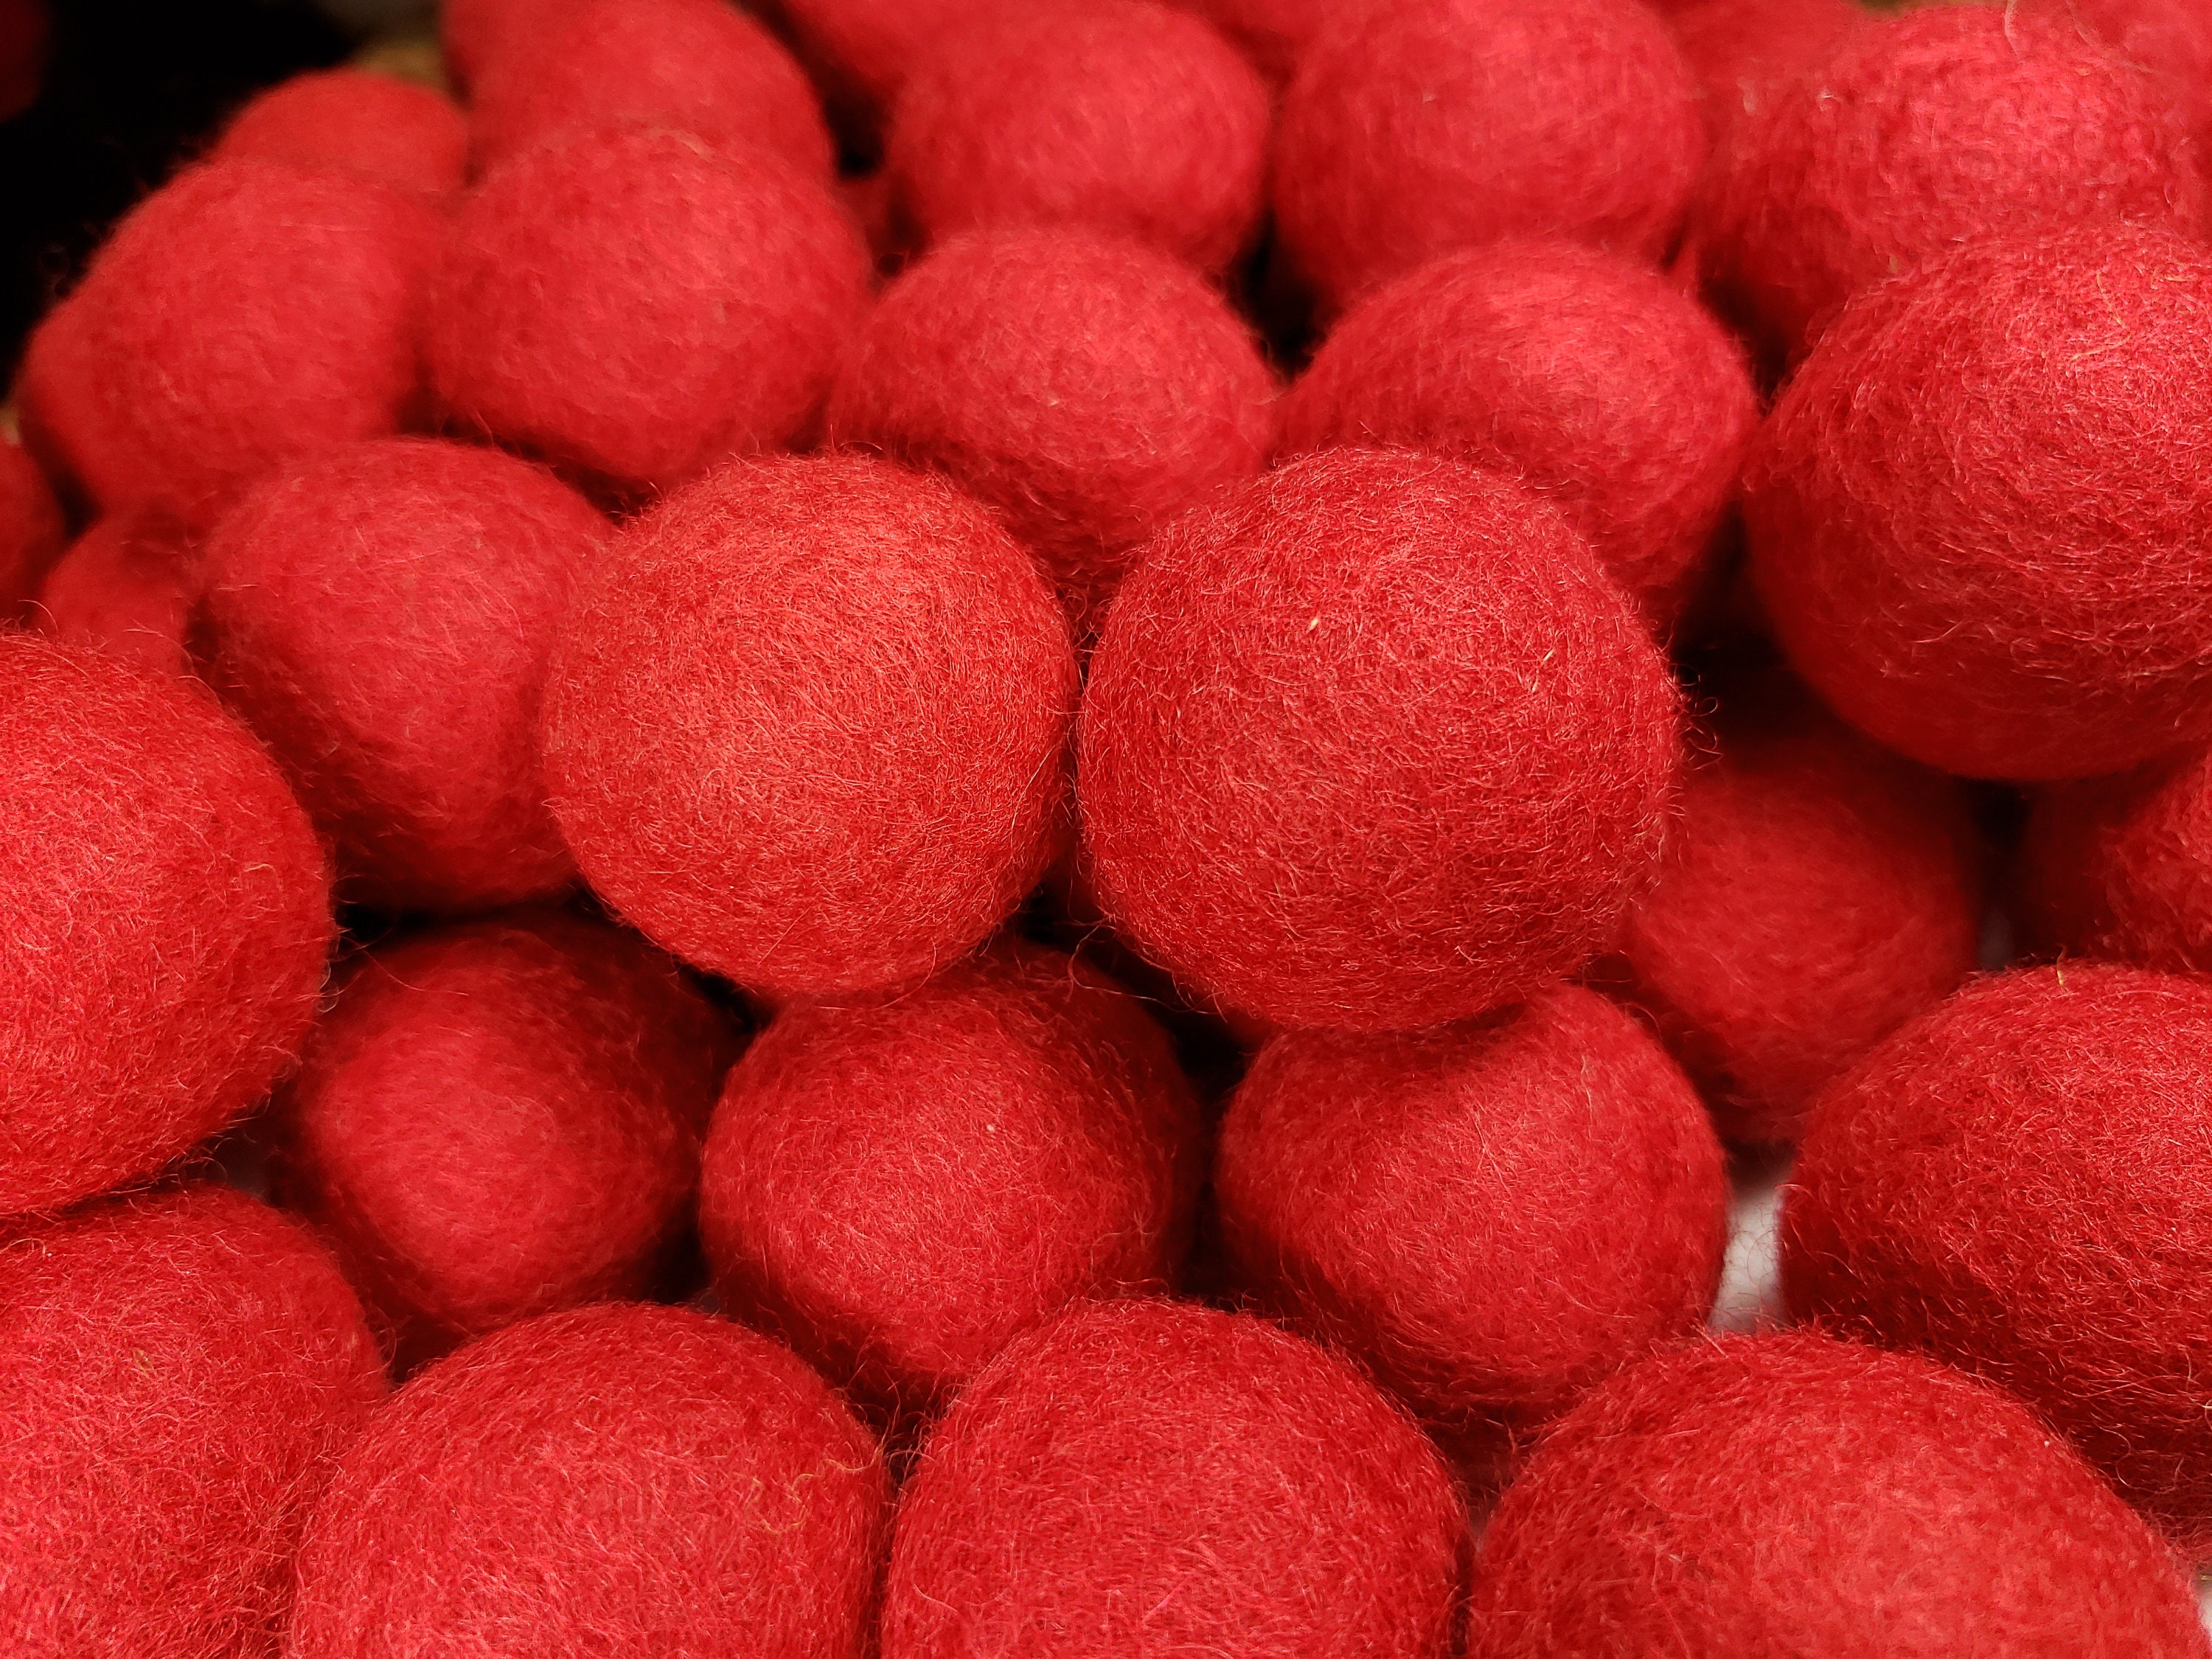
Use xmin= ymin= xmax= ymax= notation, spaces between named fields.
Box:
xmin=0 ymin=636 xmax=333 ymax=1217
xmin=35 ymin=509 xmax=201 ymax=677
xmin=1669 ymin=0 xmax=1862 ymax=144
xmin=2019 ymin=0 xmax=2212 ymax=165
xmin=0 ymin=431 xmax=63 ymax=611
xmin=766 ymin=0 xmax=1009 ymax=128
xmin=1079 ymin=448 xmax=1680 ymax=1033
xmin=282 ymin=1303 xmax=888 ymax=1659
xmin=880 ymin=1299 xmax=1467 ymax=1659
xmin=14 ymin=291 xmax=111 ymax=516
xmin=1466 ymin=1332 xmax=2210 ymax=1657
xmin=542 ymin=454 xmax=1077 ymax=999
xmin=211 ymin=69 xmax=470 ymax=199
xmin=2020 ymin=747 xmax=2212 ymax=972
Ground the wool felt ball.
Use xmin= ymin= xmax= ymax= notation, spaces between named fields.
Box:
xmin=0 ymin=636 xmax=333 ymax=1217
xmin=766 ymin=0 xmax=1011 ymax=127
xmin=282 ymin=1302 xmax=888 ymax=1659
xmin=2019 ymin=0 xmax=2212 ymax=167
xmin=881 ymin=1298 xmax=1467 ymax=1659
xmin=886 ymin=1 xmax=1271 ymax=276
xmin=13 ymin=291 xmax=112 ymax=517
xmin=424 ymin=128 xmax=871 ymax=498
xmin=1276 ymin=240 xmax=1756 ymax=629
xmin=1273 ymin=0 xmax=1704 ymax=316
xmin=1079 ymin=448 xmax=1680 ymax=1033
xmin=1743 ymin=226 xmax=2212 ymax=781
xmin=0 ymin=431 xmax=64 ymax=611
xmin=1 ymin=1185 xmax=385 ymax=1659
xmin=825 ymin=229 xmax=1276 ymax=628
xmin=1465 ymin=1331 xmax=2211 ymax=1656
xmin=210 ymin=69 xmax=469 ymax=198
xmin=1668 ymin=0 xmax=1863 ymax=143
xmin=439 ymin=0 xmax=591 ymax=90
xmin=2019 ymin=747 xmax=2212 ymax=972
xmin=35 ymin=509 xmax=201 ymax=677
xmin=542 ymin=454 xmax=1077 ymax=998
xmin=1175 ymin=0 xmax=1329 ymax=83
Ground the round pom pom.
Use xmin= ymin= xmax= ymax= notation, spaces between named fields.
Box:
xmin=1175 ymin=0 xmax=1329 ymax=83
xmin=204 ymin=439 xmax=608 ymax=915
xmin=543 ymin=454 xmax=1077 ymax=998
xmin=0 ymin=431 xmax=64 ymax=610
xmin=2020 ymin=747 xmax=2212 ymax=972
xmin=1273 ymin=0 xmax=1703 ymax=315
xmin=2022 ymin=0 xmax=2212 ymax=167
xmin=1079 ymin=448 xmax=1680 ymax=1033
xmin=887 ymin=1 xmax=1270 ymax=275
xmin=1215 ymin=984 xmax=1727 ymax=1479
xmin=285 ymin=1303 xmax=888 ymax=1659
xmin=1276 ymin=240 xmax=1756 ymax=628
xmin=1466 ymin=1331 xmax=2209 ymax=1655
xmin=881 ymin=1299 xmax=1467 ymax=1659
xmin=1743 ymin=226 xmax=2212 ymax=781
xmin=211 ymin=69 xmax=469 ymax=198
xmin=0 ymin=636 xmax=333 ymax=1217
xmin=1667 ymin=0 xmax=1862 ymax=143
xmin=425 ymin=128 xmax=870 ymax=497
xmin=826 ymin=229 xmax=1275 ymax=627
xmin=0 ymin=1186 xmax=384 ymax=1658
xmin=35 ymin=509 xmax=201 ymax=677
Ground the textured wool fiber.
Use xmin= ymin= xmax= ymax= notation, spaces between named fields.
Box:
xmin=35 ymin=509 xmax=201 ymax=677
xmin=0 ymin=636 xmax=333 ymax=1217
xmin=211 ymin=69 xmax=469 ymax=198
xmin=0 ymin=432 xmax=64 ymax=611
xmin=1273 ymin=0 xmax=1704 ymax=316
xmin=882 ymin=1299 xmax=1467 ymax=1659
xmin=826 ymin=229 xmax=1275 ymax=628
xmin=765 ymin=0 xmax=1012 ymax=130
xmin=1466 ymin=1332 xmax=2210 ymax=1657
xmin=2020 ymin=747 xmax=2212 ymax=972
xmin=204 ymin=439 xmax=608 ymax=916
xmin=2020 ymin=0 xmax=2212 ymax=167
xmin=887 ymin=1 xmax=1270 ymax=276
xmin=543 ymin=454 xmax=1077 ymax=998
xmin=1175 ymin=0 xmax=1329 ymax=82
xmin=14 ymin=291 xmax=112 ymax=516
xmin=1080 ymin=448 xmax=1680 ymax=1033
xmin=1669 ymin=0 xmax=1862 ymax=143
xmin=425 ymin=128 xmax=870 ymax=497
xmin=282 ymin=1303 xmax=888 ymax=1659
xmin=439 ymin=0 xmax=589 ymax=90
xmin=1277 ymin=240 xmax=1756 ymax=628
xmin=1 ymin=1186 xmax=386 ymax=1659
xmin=1744 ymin=226 xmax=2212 ymax=781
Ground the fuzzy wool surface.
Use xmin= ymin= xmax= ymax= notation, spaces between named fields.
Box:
xmin=0 ymin=432 xmax=63 ymax=611
xmin=880 ymin=1299 xmax=1467 ymax=1659
xmin=35 ymin=508 xmax=201 ymax=677
xmin=2019 ymin=0 xmax=2212 ymax=168
xmin=14 ymin=291 xmax=111 ymax=518
xmin=282 ymin=1303 xmax=888 ymax=1659
xmin=210 ymin=70 xmax=469 ymax=200
xmin=764 ymin=0 xmax=1013 ymax=129
xmin=439 ymin=0 xmax=588 ymax=89
xmin=1669 ymin=0 xmax=1862 ymax=143
xmin=2020 ymin=746 xmax=2212 ymax=972
xmin=1175 ymin=0 xmax=1330 ymax=82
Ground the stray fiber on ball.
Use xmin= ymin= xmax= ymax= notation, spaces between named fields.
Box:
xmin=35 ymin=508 xmax=201 ymax=677
xmin=2020 ymin=745 xmax=2212 ymax=972
xmin=210 ymin=69 xmax=469 ymax=199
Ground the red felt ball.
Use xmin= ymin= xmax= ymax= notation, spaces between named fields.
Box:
xmin=2020 ymin=747 xmax=2212 ymax=972
xmin=1667 ymin=0 xmax=1862 ymax=143
xmin=765 ymin=0 xmax=1012 ymax=130
xmin=1743 ymin=226 xmax=2212 ymax=781
xmin=1079 ymin=448 xmax=1680 ymax=1033
xmin=1466 ymin=1331 xmax=2209 ymax=1655
xmin=1273 ymin=0 xmax=1703 ymax=316
xmin=35 ymin=508 xmax=201 ymax=676
xmin=886 ymin=0 xmax=1270 ymax=276
xmin=211 ymin=69 xmax=469 ymax=198
xmin=2022 ymin=0 xmax=2212 ymax=168
xmin=0 ymin=431 xmax=64 ymax=611
xmin=13 ymin=291 xmax=111 ymax=516
xmin=1 ymin=1185 xmax=385 ymax=1658
xmin=440 ymin=0 xmax=591 ymax=91
xmin=882 ymin=1298 xmax=1467 ymax=1659
xmin=825 ymin=229 xmax=1276 ymax=628
xmin=203 ymin=438 xmax=608 ymax=915
xmin=1174 ymin=0 xmax=1329 ymax=82
xmin=0 ymin=636 xmax=333 ymax=1217
xmin=1782 ymin=964 xmax=2212 ymax=1551
xmin=283 ymin=1302 xmax=888 ymax=1659
xmin=1276 ymin=240 xmax=1756 ymax=629
xmin=542 ymin=454 xmax=1077 ymax=998
xmin=425 ymin=128 xmax=870 ymax=497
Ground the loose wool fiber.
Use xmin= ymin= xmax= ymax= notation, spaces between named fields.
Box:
xmin=204 ymin=439 xmax=608 ymax=915
xmin=886 ymin=1 xmax=1270 ymax=276
xmin=211 ymin=69 xmax=468 ymax=199
xmin=2020 ymin=746 xmax=2212 ymax=972
xmin=1079 ymin=448 xmax=1680 ymax=1033
xmin=282 ymin=1303 xmax=888 ymax=1659
xmin=1466 ymin=1332 xmax=2210 ymax=1657
xmin=35 ymin=508 xmax=201 ymax=677
xmin=1273 ymin=0 xmax=1703 ymax=316
xmin=1276 ymin=240 xmax=1756 ymax=629
xmin=1744 ymin=226 xmax=2212 ymax=781
xmin=1 ymin=1186 xmax=385 ymax=1659
xmin=1669 ymin=0 xmax=1863 ymax=143
xmin=881 ymin=1299 xmax=1467 ymax=1659
xmin=1215 ymin=984 xmax=1728 ymax=1482
xmin=542 ymin=454 xmax=1077 ymax=998
xmin=424 ymin=128 xmax=871 ymax=498
xmin=0 ymin=636 xmax=333 ymax=1217
xmin=0 ymin=431 xmax=63 ymax=611
xmin=825 ymin=228 xmax=1276 ymax=629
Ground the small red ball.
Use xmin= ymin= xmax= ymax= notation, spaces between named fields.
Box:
xmin=0 ymin=431 xmax=64 ymax=611
xmin=211 ymin=69 xmax=469 ymax=199
xmin=1666 ymin=0 xmax=1862 ymax=143
xmin=2020 ymin=747 xmax=2212 ymax=972
xmin=35 ymin=508 xmax=200 ymax=677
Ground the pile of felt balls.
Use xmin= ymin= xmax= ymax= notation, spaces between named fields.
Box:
xmin=10 ymin=0 xmax=2212 ymax=1650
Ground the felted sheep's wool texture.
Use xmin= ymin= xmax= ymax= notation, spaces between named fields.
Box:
xmin=13 ymin=291 xmax=112 ymax=517
xmin=2020 ymin=747 xmax=2212 ymax=971
xmin=1176 ymin=0 xmax=1330 ymax=83
xmin=203 ymin=438 xmax=609 ymax=916
xmin=439 ymin=0 xmax=590 ymax=90
xmin=880 ymin=1299 xmax=1468 ymax=1659
xmin=35 ymin=508 xmax=201 ymax=677
xmin=282 ymin=1303 xmax=889 ymax=1659
xmin=1464 ymin=1332 xmax=2211 ymax=1657
xmin=1782 ymin=964 xmax=2212 ymax=1552
xmin=825 ymin=228 xmax=1276 ymax=630
xmin=0 ymin=432 xmax=64 ymax=611
xmin=1214 ymin=984 xmax=1728 ymax=1484
xmin=1275 ymin=240 xmax=1757 ymax=629
xmin=1668 ymin=0 xmax=1863 ymax=144
xmin=210 ymin=69 xmax=469 ymax=200
xmin=423 ymin=127 xmax=872 ymax=498
xmin=1272 ymin=0 xmax=1704 ymax=316
xmin=0 ymin=1186 xmax=386 ymax=1659
xmin=2017 ymin=0 xmax=2212 ymax=167
xmin=700 ymin=939 xmax=1203 ymax=1426
xmin=765 ymin=0 xmax=1012 ymax=131
xmin=1743 ymin=226 xmax=2212 ymax=782
xmin=886 ymin=0 xmax=1271 ymax=276
xmin=274 ymin=910 xmax=740 ymax=1368
xmin=0 ymin=636 xmax=333 ymax=1217
xmin=1079 ymin=448 xmax=1680 ymax=1033
xmin=541 ymin=454 xmax=1077 ymax=999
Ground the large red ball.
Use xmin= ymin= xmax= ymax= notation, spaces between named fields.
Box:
xmin=439 ymin=0 xmax=589 ymax=89
xmin=211 ymin=69 xmax=469 ymax=199
xmin=881 ymin=1299 xmax=1467 ymax=1659
xmin=35 ymin=508 xmax=200 ymax=677
xmin=0 ymin=430 xmax=63 ymax=611
xmin=2020 ymin=746 xmax=2212 ymax=972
